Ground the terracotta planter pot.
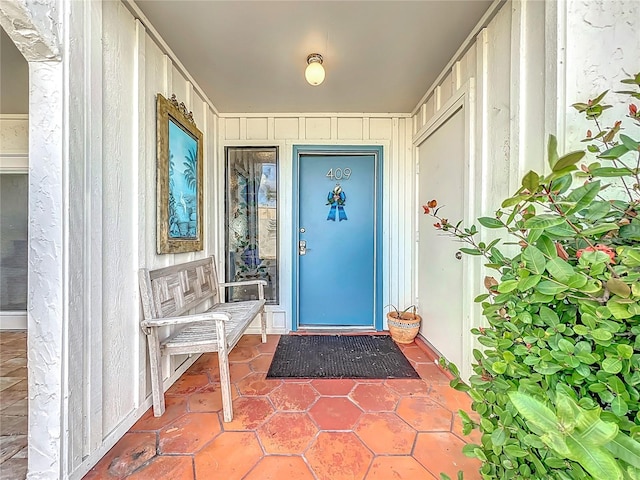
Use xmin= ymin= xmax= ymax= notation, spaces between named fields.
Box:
xmin=387 ymin=311 xmax=421 ymax=344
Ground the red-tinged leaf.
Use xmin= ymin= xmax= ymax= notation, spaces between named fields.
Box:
xmin=556 ymin=242 xmax=569 ymax=261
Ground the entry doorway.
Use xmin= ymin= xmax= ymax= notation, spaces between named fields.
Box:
xmin=292 ymin=146 xmax=383 ymax=331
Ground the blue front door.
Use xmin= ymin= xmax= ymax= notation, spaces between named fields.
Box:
xmin=295 ymin=151 xmax=379 ymax=328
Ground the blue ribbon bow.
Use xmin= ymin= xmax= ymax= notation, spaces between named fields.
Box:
xmin=327 ymin=188 xmax=347 ymax=221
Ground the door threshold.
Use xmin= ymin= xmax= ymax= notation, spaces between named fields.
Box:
xmin=295 ymin=326 xmax=381 ymax=335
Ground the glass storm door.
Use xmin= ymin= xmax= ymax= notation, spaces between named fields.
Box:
xmin=296 ymin=153 xmax=378 ymax=327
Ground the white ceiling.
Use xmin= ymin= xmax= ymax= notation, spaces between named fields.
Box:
xmin=0 ymin=1 xmax=495 ymax=115
xmin=134 ymin=0 xmax=494 ymax=113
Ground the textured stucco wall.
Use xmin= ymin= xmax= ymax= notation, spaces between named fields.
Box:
xmin=564 ymin=0 xmax=640 ymax=151
xmin=27 ymin=59 xmax=64 ymax=480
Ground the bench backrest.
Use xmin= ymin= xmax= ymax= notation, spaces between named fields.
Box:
xmin=139 ymin=256 xmax=221 ymax=321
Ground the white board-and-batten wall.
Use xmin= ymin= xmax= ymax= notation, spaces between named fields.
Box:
xmin=218 ymin=114 xmax=413 ymax=334
xmin=64 ymin=1 xmax=222 ymax=477
xmin=8 ymin=0 xmax=638 ymax=478
xmin=411 ymin=0 xmax=640 ymax=382
xmin=411 ymin=0 xmax=549 ymax=381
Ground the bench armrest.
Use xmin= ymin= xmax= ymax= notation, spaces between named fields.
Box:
xmin=141 ymin=311 xmax=230 ymax=329
xmin=219 ymin=280 xmax=267 ymax=300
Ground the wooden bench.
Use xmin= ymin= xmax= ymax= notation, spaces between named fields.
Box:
xmin=138 ymin=255 xmax=266 ymax=422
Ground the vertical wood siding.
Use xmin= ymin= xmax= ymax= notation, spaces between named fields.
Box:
xmin=218 ymin=114 xmax=414 ymax=332
xmin=411 ymin=0 xmax=549 ymax=380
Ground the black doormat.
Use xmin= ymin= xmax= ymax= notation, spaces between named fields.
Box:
xmin=266 ymin=335 xmax=420 ymax=379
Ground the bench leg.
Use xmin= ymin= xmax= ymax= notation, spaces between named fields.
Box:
xmin=147 ymin=330 xmax=166 ymax=417
xmin=216 ymin=321 xmax=233 ymax=422
xmin=260 ymin=308 xmax=267 ymax=343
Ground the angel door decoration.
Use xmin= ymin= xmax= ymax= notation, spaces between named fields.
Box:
xmin=326 ymin=184 xmax=347 ymax=221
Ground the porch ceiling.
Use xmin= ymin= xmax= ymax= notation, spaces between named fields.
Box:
xmin=133 ymin=0 xmax=494 ymax=114
xmin=0 ymin=1 xmax=495 ymax=115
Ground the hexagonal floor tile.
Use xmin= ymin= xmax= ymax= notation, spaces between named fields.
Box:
xmin=429 ymin=383 xmax=473 ymax=412
xmin=159 ymin=412 xmax=221 ymax=454
xmin=244 ymin=456 xmax=315 ymax=480
xmin=349 ymin=383 xmax=399 ymax=411
xmin=452 ymin=412 xmax=482 ymax=444
xmin=236 ymin=373 xmax=282 ymax=396
xmin=237 ymin=334 xmax=264 ymax=348
xmin=229 ymin=362 xmax=252 ymax=382
xmin=257 ymin=412 xmax=318 ymax=453
xmin=305 ymin=431 xmax=373 ymax=480
xmin=413 ymin=363 xmax=451 ymax=384
xmin=354 ymin=412 xmax=416 ymax=454
xmin=268 ymin=383 xmax=319 ymax=411
xmin=249 ymin=354 xmax=274 ymax=373
xmin=188 ymin=383 xmax=239 ymax=413
xmin=228 ymin=345 xmax=258 ymax=362
xmin=221 ymin=396 xmax=274 ymax=431
xmin=194 ymin=431 xmax=263 ymax=479
xmin=84 ymin=432 xmax=156 ymax=478
xmin=127 ymin=455 xmax=194 ymax=480
xmin=256 ymin=335 xmax=280 ymax=354
xmin=165 ymin=373 xmax=210 ymax=396
xmin=131 ymin=396 xmax=188 ymax=432
xmin=414 ymin=432 xmax=482 ymax=479
xmin=311 ymin=379 xmax=356 ymax=396
xmin=401 ymin=345 xmax=434 ymax=364
xmin=385 ymin=379 xmax=431 ymax=397
xmin=309 ymin=397 xmax=362 ymax=430
xmin=397 ymin=397 xmax=452 ymax=431
xmin=366 ymin=456 xmax=436 ymax=480
xmin=187 ymin=353 xmax=219 ymax=375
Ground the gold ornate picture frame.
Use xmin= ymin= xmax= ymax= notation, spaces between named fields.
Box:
xmin=156 ymin=93 xmax=204 ymax=254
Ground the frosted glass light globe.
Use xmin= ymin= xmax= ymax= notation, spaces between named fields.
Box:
xmin=305 ymin=60 xmax=325 ymax=86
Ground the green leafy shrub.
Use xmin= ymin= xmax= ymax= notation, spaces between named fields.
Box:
xmin=427 ymin=73 xmax=640 ymax=479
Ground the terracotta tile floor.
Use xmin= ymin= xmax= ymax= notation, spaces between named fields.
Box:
xmin=0 ymin=331 xmax=28 ymax=480
xmin=85 ymin=335 xmax=481 ymax=480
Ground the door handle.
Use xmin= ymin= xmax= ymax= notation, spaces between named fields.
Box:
xmin=299 ymin=240 xmax=307 ymax=256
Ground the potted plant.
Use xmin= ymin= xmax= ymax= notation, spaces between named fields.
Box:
xmin=386 ymin=304 xmax=421 ymax=344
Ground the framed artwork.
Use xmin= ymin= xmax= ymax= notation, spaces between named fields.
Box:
xmin=156 ymin=94 xmax=204 ymax=254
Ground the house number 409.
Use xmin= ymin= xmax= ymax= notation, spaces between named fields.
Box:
xmin=326 ymin=168 xmax=352 ymax=180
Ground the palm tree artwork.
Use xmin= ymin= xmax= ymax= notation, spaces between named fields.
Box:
xmin=168 ymin=119 xmax=198 ymax=239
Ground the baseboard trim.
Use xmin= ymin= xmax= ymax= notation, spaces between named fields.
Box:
xmin=0 ymin=313 xmax=27 ymax=330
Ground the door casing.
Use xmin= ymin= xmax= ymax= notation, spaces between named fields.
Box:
xmin=292 ymin=145 xmax=383 ymax=331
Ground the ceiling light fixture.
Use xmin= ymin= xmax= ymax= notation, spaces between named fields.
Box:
xmin=305 ymin=53 xmax=325 ymax=86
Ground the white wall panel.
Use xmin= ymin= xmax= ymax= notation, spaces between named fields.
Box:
xmin=411 ymin=0 xmax=547 ymax=379
xmin=63 ymin=3 xmax=221 ymax=477
xmin=440 ymin=70 xmax=454 ymax=106
xmin=247 ymin=117 xmax=268 ymax=139
xmin=370 ymin=118 xmax=392 ymax=140
xmin=305 ymin=117 xmax=331 ymax=139
xmin=225 ymin=118 xmax=240 ymax=140
xmin=337 ymin=118 xmax=363 ymax=140
xmin=274 ymin=118 xmax=299 ymax=139
xmin=102 ymin=0 xmax=138 ymax=433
